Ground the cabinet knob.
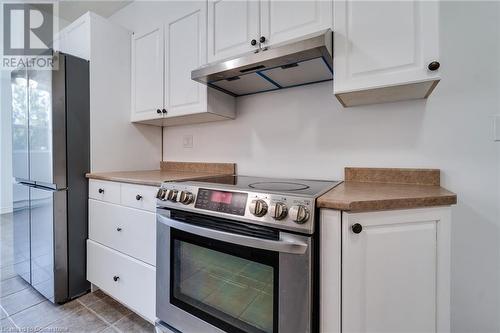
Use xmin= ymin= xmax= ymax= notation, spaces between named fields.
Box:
xmin=113 ymin=275 xmax=120 ymax=282
xmin=259 ymin=36 xmax=266 ymax=43
xmin=428 ymin=61 xmax=440 ymax=71
xmin=116 ymin=227 xmax=122 ymax=232
xmin=156 ymin=109 xmax=162 ymax=114
xmin=98 ymin=188 xmax=104 ymax=194
xmin=352 ymin=223 xmax=363 ymax=234
xmin=136 ymin=194 xmax=142 ymax=201
xmin=162 ymin=108 xmax=167 ymax=114
xmin=250 ymin=39 xmax=257 ymax=46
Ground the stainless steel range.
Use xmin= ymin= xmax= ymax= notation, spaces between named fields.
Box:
xmin=155 ymin=175 xmax=340 ymax=333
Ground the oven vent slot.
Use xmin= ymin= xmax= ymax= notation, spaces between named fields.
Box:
xmin=170 ymin=210 xmax=279 ymax=240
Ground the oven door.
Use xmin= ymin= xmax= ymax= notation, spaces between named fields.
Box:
xmin=156 ymin=209 xmax=313 ymax=333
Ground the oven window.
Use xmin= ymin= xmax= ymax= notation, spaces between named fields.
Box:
xmin=170 ymin=229 xmax=278 ymax=333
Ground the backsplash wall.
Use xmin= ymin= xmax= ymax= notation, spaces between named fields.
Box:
xmin=112 ymin=1 xmax=500 ymax=332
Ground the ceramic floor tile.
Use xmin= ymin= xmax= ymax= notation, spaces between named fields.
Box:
xmin=100 ymin=326 xmax=120 ymax=333
xmin=77 ymin=289 xmax=108 ymax=307
xmin=45 ymin=307 xmax=108 ymax=333
xmin=0 ymin=287 xmax=45 ymax=316
xmin=0 ymin=308 xmax=7 ymax=320
xmin=89 ymin=296 xmax=132 ymax=325
xmin=0 ymin=276 xmax=29 ymax=297
xmin=11 ymin=299 xmax=83 ymax=329
xmin=114 ymin=313 xmax=154 ymax=333
xmin=0 ymin=317 xmax=17 ymax=331
xmin=239 ymin=292 xmax=273 ymax=333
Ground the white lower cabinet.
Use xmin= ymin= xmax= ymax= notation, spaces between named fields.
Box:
xmin=320 ymin=207 xmax=451 ymax=333
xmin=89 ymin=200 xmax=156 ymax=265
xmin=87 ymin=240 xmax=156 ymax=321
xmin=87 ymin=180 xmax=158 ymax=322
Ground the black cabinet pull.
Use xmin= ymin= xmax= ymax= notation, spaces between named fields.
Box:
xmin=113 ymin=276 xmax=119 ymax=282
xmin=250 ymin=39 xmax=257 ymax=46
xmin=259 ymin=36 xmax=266 ymax=43
xmin=352 ymin=223 xmax=363 ymax=234
xmin=162 ymin=109 xmax=167 ymax=114
xmin=156 ymin=109 xmax=162 ymax=114
xmin=428 ymin=61 xmax=440 ymax=71
xmin=98 ymin=188 xmax=104 ymax=194
xmin=136 ymin=194 xmax=142 ymax=201
xmin=116 ymin=227 xmax=122 ymax=232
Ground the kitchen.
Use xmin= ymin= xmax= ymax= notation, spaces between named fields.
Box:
xmin=0 ymin=1 xmax=498 ymax=333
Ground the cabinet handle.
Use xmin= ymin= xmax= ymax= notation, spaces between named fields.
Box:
xmin=136 ymin=194 xmax=142 ymax=201
xmin=116 ymin=227 xmax=122 ymax=232
xmin=250 ymin=39 xmax=257 ymax=46
xmin=98 ymin=188 xmax=104 ymax=194
xmin=428 ymin=61 xmax=440 ymax=71
xmin=259 ymin=36 xmax=266 ymax=43
xmin=156 ymin=109 xmax=162 ymax=114
xmin=113 ymin=275 xmax=120 ymax=282
xmin=162 ymin=108 xmax=167 ymax=114
xmin=351 ymin=223 xmax=363 ymax=234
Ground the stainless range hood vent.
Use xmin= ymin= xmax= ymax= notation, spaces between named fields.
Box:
xmin=191 ymin=29 xmax=333 ymax=97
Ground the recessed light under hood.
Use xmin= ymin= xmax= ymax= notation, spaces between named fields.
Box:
xmin=191 ymin=29 xmax=333 ymax=97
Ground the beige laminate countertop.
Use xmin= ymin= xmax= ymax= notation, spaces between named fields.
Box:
xmin=86 ymin=161 xmax=236 ymax=187
xmin=317 ymin=181 xmax=457 ymax=212
xmin=317 ymin=167 xmax=457 ymax=212
xmin=86 ymin=170 xmax=231 ymax=187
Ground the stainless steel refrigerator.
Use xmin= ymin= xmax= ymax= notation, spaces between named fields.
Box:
xmin=11 ymin=52 xmax=90 ymax=303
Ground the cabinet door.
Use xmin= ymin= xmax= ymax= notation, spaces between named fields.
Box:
xmin=165 ymin=6 xmax=207 ymax=117
xmin=342 ymin=208 xmax=450 ymax=333
xmin=131 ymin=27 xmax=164 ymax=122
xmin=334 ymin=0 xmax=439 ymax=94
xmin=260 ymin=0 xmax=332 ymax=47
xmin=61 ymin=16 xmax=90 ymax=60
xmin=207 ymin=0 xmax=260 ymax=62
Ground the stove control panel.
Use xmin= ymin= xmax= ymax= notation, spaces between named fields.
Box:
xmin=157 ymin=184 xmax=315 ymax=234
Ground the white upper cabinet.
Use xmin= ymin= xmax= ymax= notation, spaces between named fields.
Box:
xmin=165 ymin=7 xmax=207 ymax=117
xmin=334 ymin=0 xmax=440 ymax=107
xmin=59 ymin=16 xmax=90 ymax=60
xmin=260 ymin=0 xmax=332 ymax=47
xmin=131 ymin=27 xmax=164 ymax=122
xmin=342 ymin=208 xmax=450 ymax=333
xmin=207 ymin=0 xmax=260 ymax=62
xmin=131 ymin=3 xmax=235 ymax=127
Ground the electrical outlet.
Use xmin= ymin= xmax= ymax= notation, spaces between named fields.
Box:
xmin=495 ymin=115 xmax=500 ymax=142
xmin=183 ymin=135 xmax=193 ymax=148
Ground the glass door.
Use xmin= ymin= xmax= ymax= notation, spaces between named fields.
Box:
xmin=170 ymin=229 xmax=278 ymax=333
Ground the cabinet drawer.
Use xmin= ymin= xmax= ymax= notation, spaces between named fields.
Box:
xmin=87 ymin=240 xmax=155 ymax=322
xmin=120 ymin=183 xmax=158 ymax=212
xmin=89 ymin=200 xmax=156 ymax=265
xmin=89 ymin=180 xmax=121 ymax=204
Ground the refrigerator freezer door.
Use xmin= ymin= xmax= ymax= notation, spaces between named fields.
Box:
xmin=30 ymin=186 xmax=68 ymax=303
xmin=28 ymin=59 xmax=67 ymax=189
xmin=12 ymin=182 xmax=31 ymax=284
xmin=11 ymin=69 xmax=30 ymax=181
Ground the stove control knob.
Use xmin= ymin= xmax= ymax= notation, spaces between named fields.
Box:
xmin=156 ymin=188 xmax=167 ymax=200
xmin=179 ymin=191 xmax=194 ymax=205
xmin=270 ymin=202 xmax=288 ymax=220
xmin=249 ymin=199 xmax=268 ymax=217
xmin=167 ymin=189 xmax=178 ymax=202
xmin=290 ymin=205 xmax=310 ymax=224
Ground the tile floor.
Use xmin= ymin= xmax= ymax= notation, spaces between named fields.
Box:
xmin=0 ymin=212 xmax=155 ymax=332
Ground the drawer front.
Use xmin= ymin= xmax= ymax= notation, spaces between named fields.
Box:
xmin=89 ymin=180 xmax=121 ymax=204
xmin=87 ymin=240 xmax=156 ymax=322
xmin=121 ymin=183 xmax=158 ymax=212
xmin=89 ymin=199 xmax=156 ymax=265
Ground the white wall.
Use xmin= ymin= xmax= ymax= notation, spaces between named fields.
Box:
xmin=111 ymin=1 xmax=500 ymax=332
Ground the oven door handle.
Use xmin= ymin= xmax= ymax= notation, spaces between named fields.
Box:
xmin=158 ymin=214 xmax=308 ymax=254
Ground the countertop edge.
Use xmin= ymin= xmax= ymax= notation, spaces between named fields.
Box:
xmin=317 ymin=193 xmax=458 ymax=212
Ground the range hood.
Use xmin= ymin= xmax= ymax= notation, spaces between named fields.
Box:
xmin=191 ymin=29 xmax=333 ymax=97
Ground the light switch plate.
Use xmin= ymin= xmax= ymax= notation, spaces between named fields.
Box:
xmin=495 ymin=115 xmax=500 ymax=142
xmin=183 ymin=135 xmax=193 ymax=148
